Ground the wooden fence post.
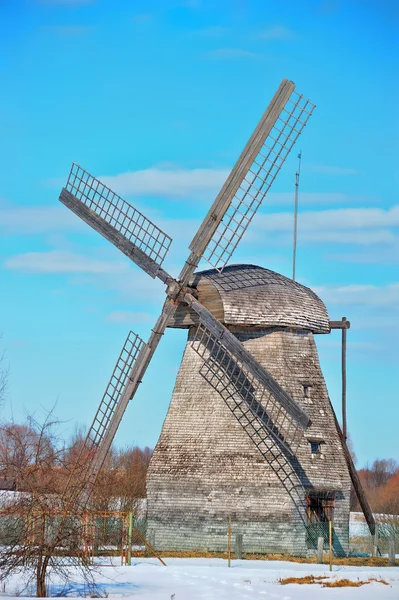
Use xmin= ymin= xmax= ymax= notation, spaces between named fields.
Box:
xmin=127 ymin=512 xmax=133 ymax=566
xmin=372 ymin=523 xmax=379 ymax=557
xmin=388 ymin=537 xmax=396 ymax=566
xmin=227 ymin=516 xmax=231 ymax=567
xmin=235 ymin=533 xmax=243 ymax=560
xmin=317 ymin=536 xmax=324 ymax=564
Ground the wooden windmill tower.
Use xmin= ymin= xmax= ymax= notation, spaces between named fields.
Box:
xmin=58 ymin=79 xmax=374 ymax=556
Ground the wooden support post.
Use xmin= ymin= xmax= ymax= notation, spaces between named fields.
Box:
xmin=330 ymin=402 xmax=376 ymax=536
xmin=388 ymin=537 xmax=396 ymax=566
xmin=341 ymin=316 xmax=347 ymax=440
xmin=135 ymin=527 xmax=166 ymax=567
xmin=317 ymin=536 xmax=324 ymax=564
xmin=121 ymin=517 xmax=125 ymax=566
xmin=330 ymin=317 xmax=350 ymax=441
xmin=146 ymin=529 xmax=155 ymax=555
xmin=227 ymin=516 xmax=231 ymax=567
xmin=235 ymin=533 xmax=243 ymax=560
xmin=329 ymin=520 xmax=333 ymax=571
xmin=372 ymin=523 xmax=379 ymax=557
xmin=84 ymin=512 xmax=89 ymax=565
xmin=127 ymin=512 xmax=133 ymax=566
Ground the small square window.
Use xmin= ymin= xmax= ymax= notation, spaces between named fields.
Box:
xmin=303 ymin=385 xmax=311 ymax=398
xmin=310 ymin=441 xmax=322 ymax=454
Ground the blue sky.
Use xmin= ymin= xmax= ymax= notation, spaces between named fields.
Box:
xmin=0 ymin=0 xmax=398 ymax=467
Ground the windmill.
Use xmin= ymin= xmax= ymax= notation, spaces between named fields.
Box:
xmin=58 ymin=79 xmax=375 ymax=556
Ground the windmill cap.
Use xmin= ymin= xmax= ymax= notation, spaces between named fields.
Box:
xmin=169 ymin=264 xmax=330 ymax=333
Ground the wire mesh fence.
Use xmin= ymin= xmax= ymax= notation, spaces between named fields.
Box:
xmin=0 ymin=510 xmax=151 ymax=566
xmin=0 ymin=510 xmax=397 ymax=565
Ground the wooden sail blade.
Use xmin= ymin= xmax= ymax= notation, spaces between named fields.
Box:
xmin=188 ymin=79 xmax=315 ymax=272
xmin=59 ymin=163 xmax=172 ymax=280
xmin=63 ymin=301 xmax=177 ymax=507
xmin=186 ymin=293 xmax=310 ymax=432
xmin=63 ymin=330 xmax=147 ymax=504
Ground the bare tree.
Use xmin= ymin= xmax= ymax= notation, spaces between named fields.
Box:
xmin=368 ymin=459 xmax=398 ymax=488
xmin=0 ymin=333 xmax=8 ymax=409
xmin=0 ymin=414 xmax=100 ymax=597
xmin=108 ymin=446 xmax=152 ymax=513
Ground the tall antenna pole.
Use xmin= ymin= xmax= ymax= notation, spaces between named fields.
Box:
xmin=292 ymin=151 xmax=302 ymax=281
xmin=341 ymin=316 xmax=348 ymax=441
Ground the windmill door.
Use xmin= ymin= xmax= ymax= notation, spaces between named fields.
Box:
xmin=305 ymin=492 xmax=334 ymax=548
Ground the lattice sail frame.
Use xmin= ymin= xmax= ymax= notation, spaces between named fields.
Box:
xmin=63 ymin=331 xmax=145 ymax=504
xmin=84 ymin=331 xmax=145 ymax=452
xmin=65 ymin=163 xmax=172 ymax=268
xmin=203 ymin=90 xmax=315 ymax=270
xmin=191 ymin=322 xmax=304 ymax=454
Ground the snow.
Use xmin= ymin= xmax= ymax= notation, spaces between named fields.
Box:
xmin=1 ymin=557 xmax=398 ymax=599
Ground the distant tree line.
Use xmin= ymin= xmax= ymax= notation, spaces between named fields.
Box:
xmin=353 ymin=459 xmax=399 ymax=516
xmin=0 ymin=418 xmax=153 ymax=511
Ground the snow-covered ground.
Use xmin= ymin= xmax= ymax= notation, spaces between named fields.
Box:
xmin=2 ymin=558 xmax=399 ymax=599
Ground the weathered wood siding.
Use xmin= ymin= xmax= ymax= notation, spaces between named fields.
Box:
xmin=146 ymin=326 xmax=351 ymax=555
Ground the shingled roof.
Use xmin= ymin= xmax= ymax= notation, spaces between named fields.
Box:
xmin=169 ymin=264 xmax=330 ymax=333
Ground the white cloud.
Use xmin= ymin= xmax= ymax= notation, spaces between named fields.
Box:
xmin=255 ymin=206 xmax=399 ymax=232
xmin=3 ymin=251 xmax=128 ymax=274
xmin=305 ymin=165 xmax=360 ymax=176
xmin=44 ymin=165 xmax=381 ymax=207
xmin=3 ymin=247 xmax=166 ymax=303
xmin=266 ymin=192 xmax=378 ymax=207
xmin=206 ymin=48 xmax=261 ymax=59
xmin=100 ymin=167 xmax=229 ymax=199
xmin=0 ymin=204 xmax=83 ymax=234
xmin=314 ymin=283 xmax=399 ymax=309
xmin=327 ymin=245 xmax=399 ymax=264
xmin=301 ymin=229 xmax=396 ymax=245
xmin=259 ymin=26 xmax=294 ymax=40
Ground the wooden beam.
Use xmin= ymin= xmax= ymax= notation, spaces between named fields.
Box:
xmin=188 ymin=79 xmax=295 ymax=259
xmin=330 ymin=403 xmax=376 ymax=536
xmin=185 ymin=292 xmax=310 ymax=429
xmin=329 ymin=319 xmax=350 ymax=330
xmin=59 ymin=188 xmax=174 ymax=285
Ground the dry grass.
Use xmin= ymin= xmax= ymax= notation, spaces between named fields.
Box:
xmin=280 ymin=575 xmax=325 ymax=585
xmin=135 ymin=549 xmax=394 ymax=567
xmin=279 ymin=575 xmax=389 ymax=587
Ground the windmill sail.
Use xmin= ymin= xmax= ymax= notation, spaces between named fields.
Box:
xmin=63 ymin=330 xmax=146 ymax=504
xmin=193 ymin=322 xmax=304 ymax=453
xmin=59 ymin=163 xmax=172 ymax=280
xmin=186 ymin=294 xmax=309 ymax=432
xmin=185 ymin=79 xmax=315 ymax=275
xmin=63 ymin=301 xmax=178 ymax=506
